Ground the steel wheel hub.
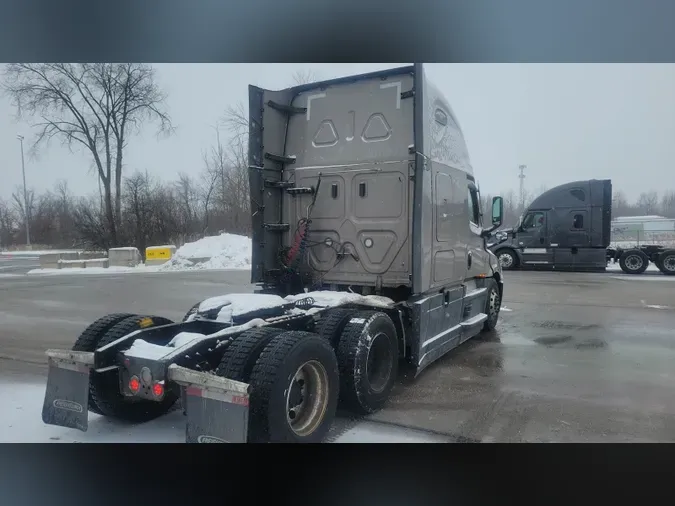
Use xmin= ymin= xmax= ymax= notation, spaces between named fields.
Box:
xmin=499 ymin=253 xmax=513 ymax=268
xmin=626 ymin=255 xmax=643 ymax=270
xmin=664 ymin=255 xmax=675 ymax=272
xmin=286 ymin=360 xmax=329 ymax=437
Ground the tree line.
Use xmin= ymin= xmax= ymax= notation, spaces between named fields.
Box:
xmin=3 ymin=172 xmax=674 ymax=251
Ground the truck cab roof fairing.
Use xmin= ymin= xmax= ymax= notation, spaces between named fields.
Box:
xmin=420 ymin=67 xmax=474 ymax=176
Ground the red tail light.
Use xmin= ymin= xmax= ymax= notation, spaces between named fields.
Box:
xmin=129 ymin=376 xmax=141 ymax=393
xmin=152 ymin=382 xmax=164 ymax=398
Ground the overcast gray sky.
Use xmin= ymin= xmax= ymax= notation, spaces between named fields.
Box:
xmin=1 ymin=63 xmax=674 ymax=202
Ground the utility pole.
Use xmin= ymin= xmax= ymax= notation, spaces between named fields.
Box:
xmin=518 ymin=164 xmax=527 ymax=210
xmin=17 ymin=135 xmax=31 ymax=246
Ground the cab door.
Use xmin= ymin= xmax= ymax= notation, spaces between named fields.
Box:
xmin=516 ymin=210 xmax=554 ymax=266
xmin=466 ymin=183 xmax=489 ymax=277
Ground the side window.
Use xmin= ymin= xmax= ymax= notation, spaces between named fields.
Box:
xmin=522 ymin=211 xmax=546 ymax=231
xmin=467 ymin=188 xmax=481 ymax=228
xmin=570 ymin=210 xmax=587 ymax=230
xmin=573 ymin=214 xmax=584 ymax=229
xmin=570 ymin=188 xmax=586 ymax=202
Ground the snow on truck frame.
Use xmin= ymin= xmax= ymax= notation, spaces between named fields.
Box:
xmin=42 ymin=64 xmax=506 ymax=443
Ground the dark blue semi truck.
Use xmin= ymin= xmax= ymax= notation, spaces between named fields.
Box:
xmin=488 ymin=179 xmax=675 ymax=276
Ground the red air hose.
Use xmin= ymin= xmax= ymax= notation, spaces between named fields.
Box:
xmin=286 ymin=219 xmax=307 ymax=265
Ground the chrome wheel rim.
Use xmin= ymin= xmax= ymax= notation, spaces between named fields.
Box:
xmin=499 ymin=253 xmax=513 ymax=269
xmin=663 ymin=255 xmax=675 ymax=272
xmin=488 ymin=287 xmax=501 ymax=322
xmin=285 ymin=360 xmax=329 ymax=437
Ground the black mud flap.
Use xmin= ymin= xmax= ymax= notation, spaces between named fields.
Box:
xmin=41 ymin=350 xmax=94 ymax=432
xmin=167 ymin=364 xmax=250 ymax=443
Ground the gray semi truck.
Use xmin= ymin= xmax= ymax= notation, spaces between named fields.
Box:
xmin=40 ymin=64 xmax=506 ymax=443
xmin=488 ymin=179 xmax=675 ymax=275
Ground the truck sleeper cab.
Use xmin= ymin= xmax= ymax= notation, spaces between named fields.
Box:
xmin=490 ymin=179 xmax=675 ymax=275
xmin=40 ymin=65 xmax=506 ymax=443
xmin=249 ymin=63 xmax=504 ymax=370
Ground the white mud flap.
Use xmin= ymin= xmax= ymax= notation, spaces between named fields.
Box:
xmin=41 ymin=350 xmax=94 ymax=432
xmin=167 ymin=364 xmax=250 ymax=443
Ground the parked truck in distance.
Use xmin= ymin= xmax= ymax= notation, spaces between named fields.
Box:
xmin=41 ymin=64 xmax=506 ymax=443
xmin=489 ymin=179 xmax=675 ymax=276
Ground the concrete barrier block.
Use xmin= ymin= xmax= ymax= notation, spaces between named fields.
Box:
xmin=58 ymin=259 xmax=86 ymax=269
xmin=84 ymin=258 xmax=109 ymax=268
xmin=108 ymin=247 xmax=142 ymax=267
xmin=145 ymin=245 xmax=177 ymax=265
xmin=60 ymin=252 xmax=80 ymax=261
xmin=39 ymin=253 xmax=62 ymax=269
xmin=79 ymin=251 xmax=107 ymax=260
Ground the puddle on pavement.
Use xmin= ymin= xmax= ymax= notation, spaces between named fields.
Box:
xmin=534 ymin=335 xmax=573 ymax=345
xmin=531 ymin=320 xmax=601 ymax=331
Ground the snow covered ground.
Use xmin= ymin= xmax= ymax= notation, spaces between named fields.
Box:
xmin=24 ymin=233 xmax=252 ymax=276
xmin=0 ymin=249 xmax=80 ymax=257
xmin=0 ymin=379 xmax=449 ymax=443
xmin=26 ymin=264 xmax=163 ymax=276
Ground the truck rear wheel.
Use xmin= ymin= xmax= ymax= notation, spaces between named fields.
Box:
xmin=657 ymin=250 xmax=675 ymax=275
xmin=336 ymin=311 xmax=399 ymax=415
xmin=72 ymin=313 xmax=136 ymax=415
xmin=619 ymin=249 xmax=649 ymax=274
xmin=90 ymin=315 xmax=179 ymax=423
xmin=216 ymin=327 xmax=286 ymax=381
xmin=315 ymin=307 xmax=357 ymax=347
xmin=496 ymin=248 xmax=518 ymax=270
xmin=248 ymin=331 xmax=339 ymax=443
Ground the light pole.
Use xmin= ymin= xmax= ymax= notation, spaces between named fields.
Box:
xmin=17 ymin=135 xmax=30 ymax=246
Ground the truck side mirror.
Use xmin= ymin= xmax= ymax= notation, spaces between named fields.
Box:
xmin=491 ymin=196 xmax=503 ymax=227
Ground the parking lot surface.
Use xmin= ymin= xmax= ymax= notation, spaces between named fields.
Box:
xmin=1 ymin=269 xmax=674 ymax=442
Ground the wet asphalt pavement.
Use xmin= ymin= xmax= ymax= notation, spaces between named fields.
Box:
xmin=0 ymin=255 xmax=40 ymax=275
xmin=1 ymin=268 xmax=674 ymax=442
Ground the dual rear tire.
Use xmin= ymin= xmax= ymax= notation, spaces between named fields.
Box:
xmin=216 ymin=309 xmax=400 ymax=442
xmin=618 ymin=249 xmax=675 ymax=276
xmin=655 ymin=249 xmax=675 ymax=276
xmin=72 ymin=314 xmax=179 ymax=422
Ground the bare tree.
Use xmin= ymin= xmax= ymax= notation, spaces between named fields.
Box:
xmin=291 ymin=69 xmax=320 ymax=86
xmin=637 ymin=191 xmax=659 ymax=215
xmin=0 ymin=198 xmax=17 ymax=248
xmin=2 ymin=63 xmax=173 ymax=244
xmin=660 ymin=191 xmax=675 ymax=218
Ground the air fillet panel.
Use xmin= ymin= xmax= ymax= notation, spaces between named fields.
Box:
xmin=362 ymin=113 xmax=392 ymax=142
xmin=313 ymin=120 xmax=339 ymax=147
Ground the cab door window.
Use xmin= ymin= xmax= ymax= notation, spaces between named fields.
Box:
xmin=467 ymin=188 xmax=481 ymax=228
xmin=522 ymin=211 xmax=546 ymax=231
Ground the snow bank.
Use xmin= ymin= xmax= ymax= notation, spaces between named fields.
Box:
xmin=160 ymin=233 xmax=252 ymax=271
